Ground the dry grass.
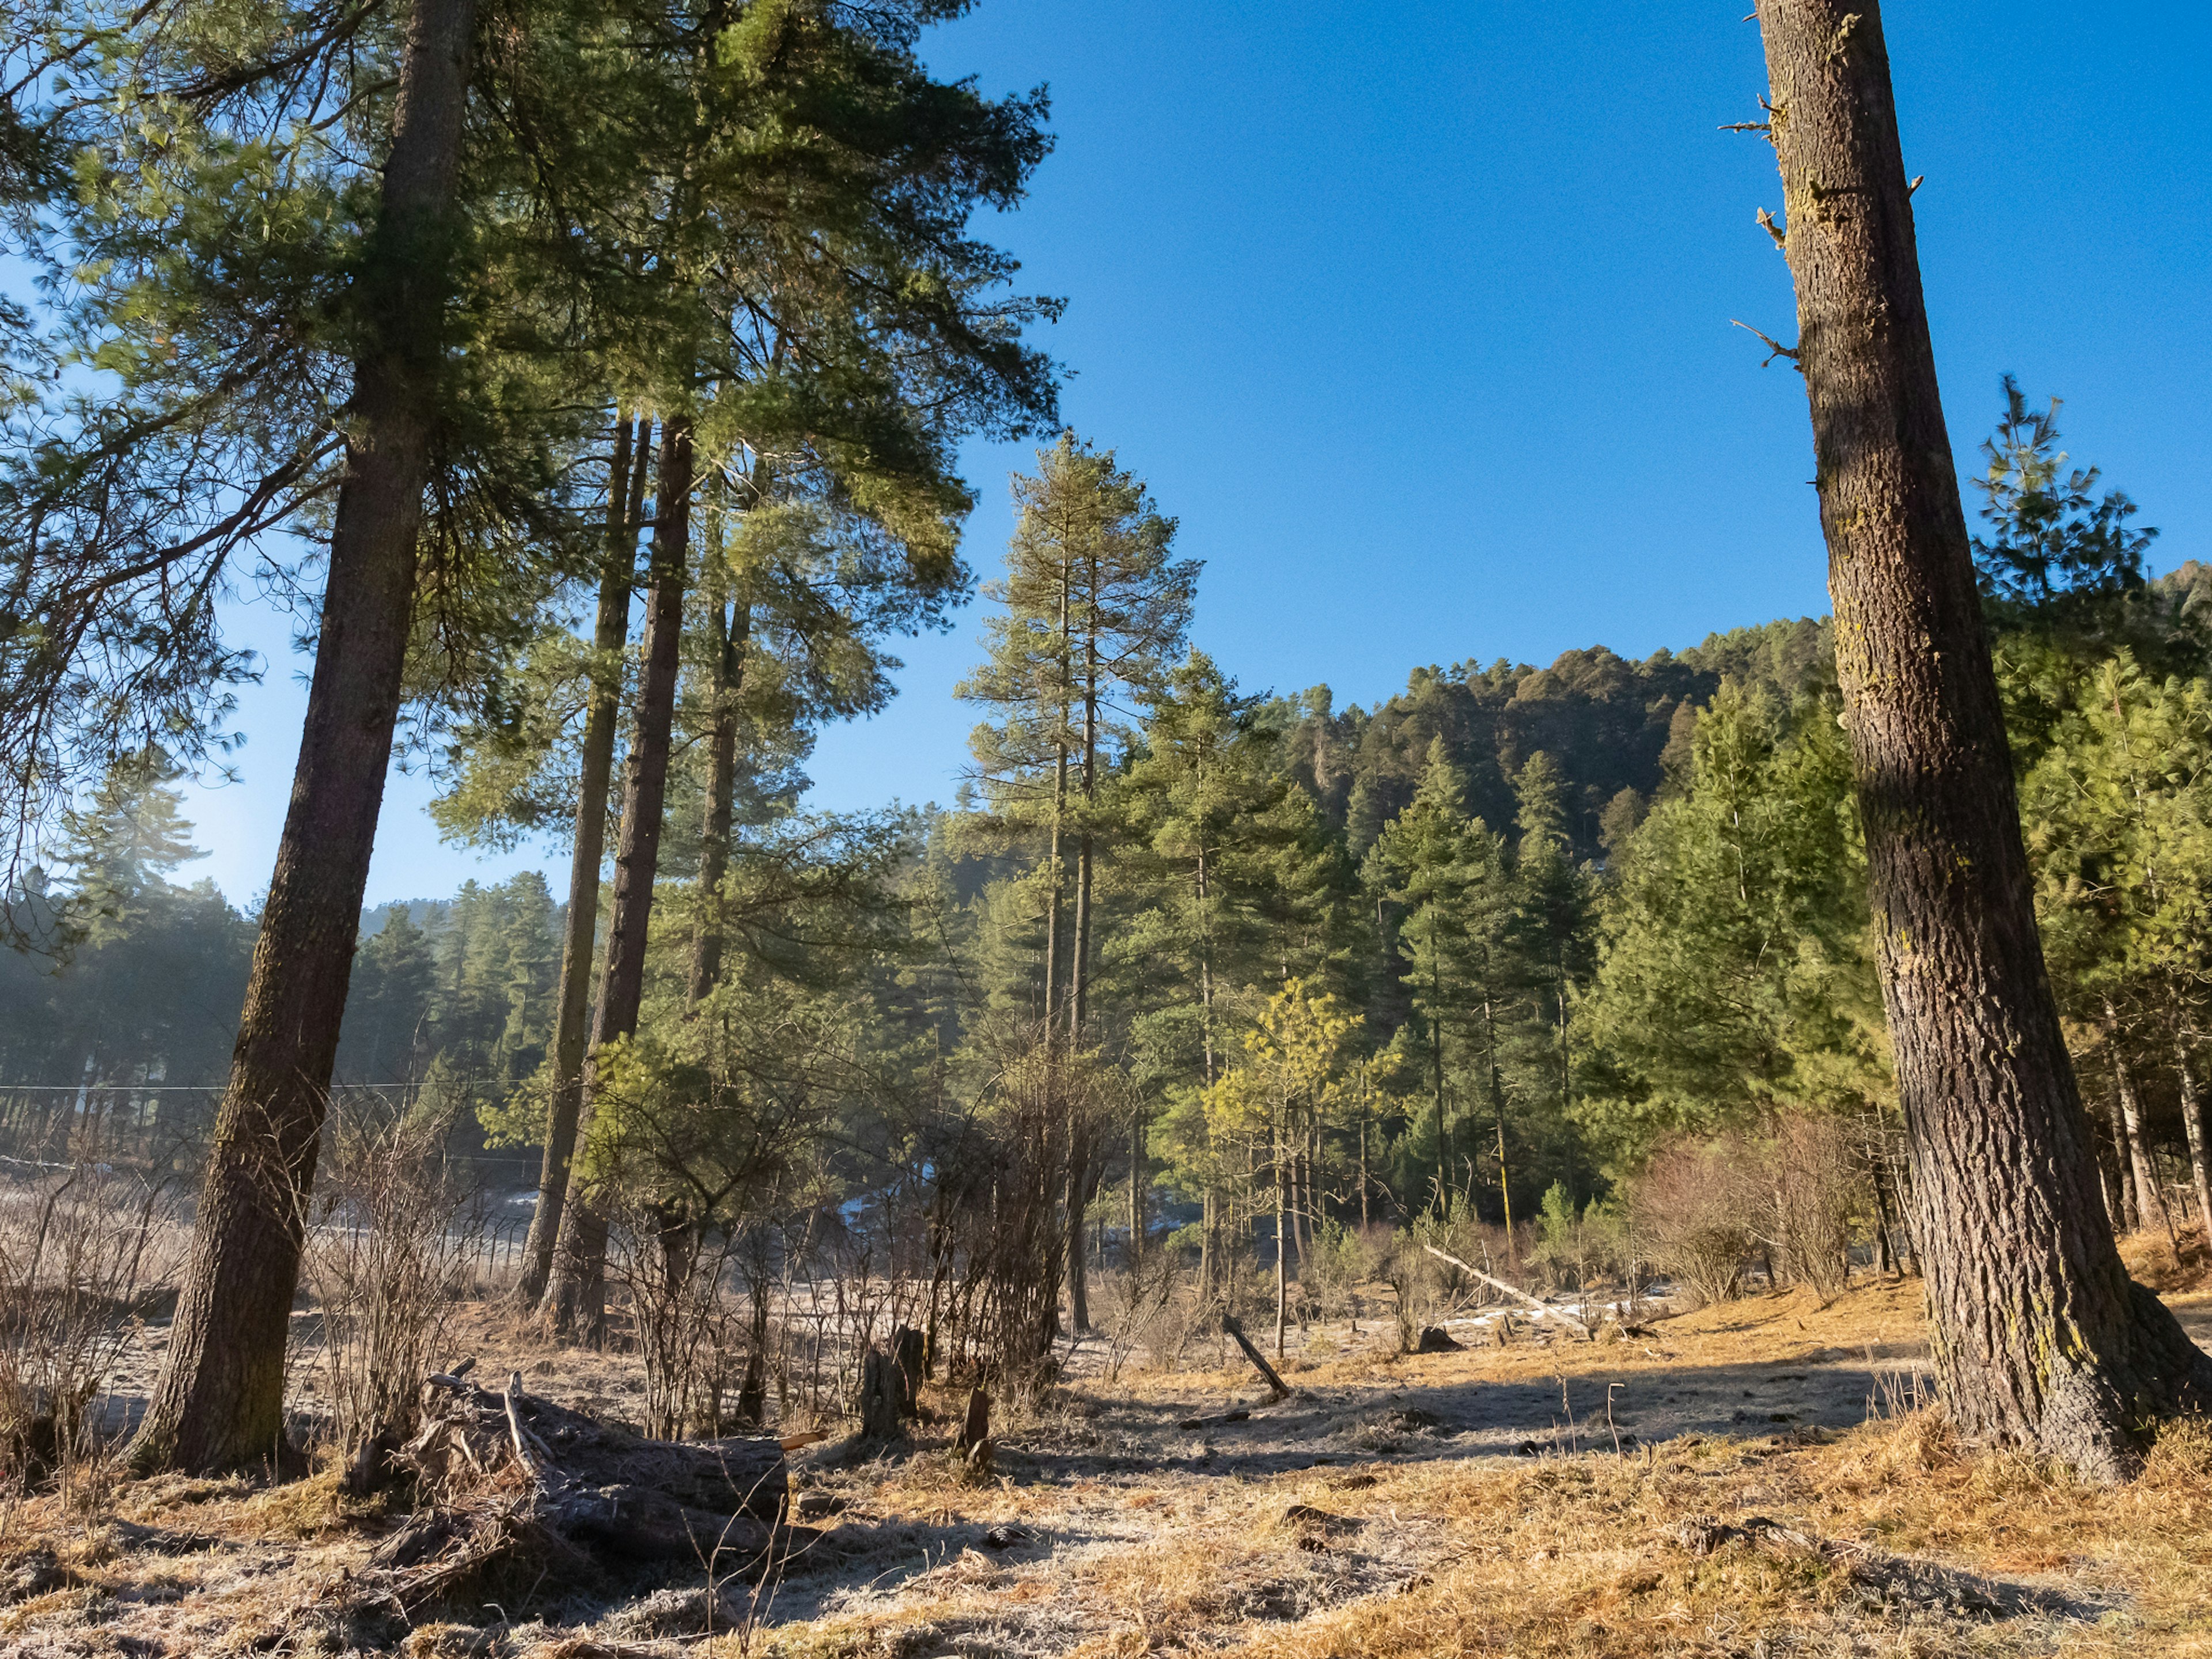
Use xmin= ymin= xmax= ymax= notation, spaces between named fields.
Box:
xmin=2 ymin=1279 xmax=2210 ymax=1657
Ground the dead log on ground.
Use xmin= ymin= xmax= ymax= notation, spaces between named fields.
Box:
xmin=1419 ymin=1243 xmax=1593 ymax=1340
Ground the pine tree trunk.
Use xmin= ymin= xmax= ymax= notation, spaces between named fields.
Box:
xmin=1063 ymin=617 xmax=1099 ymax=1331
xmin=1199 ymin=1188 xmax=1214 ymax=1297
xmin=543 ymin=418 xmax=694 ymax=1342
xmin=1754 ymin=0 xmax=2212 ymax=1478
xmin=517 ymin=415 xmax=650 ymax=1308
xmin=129 ymin=0 xmax=479 ymax=1475
xmin=686 ymin=593 xmax=751 ymax=1006
xmin=2109 ymin=1093 xmax=2141 ymax=1233
xmin=1128 ymin=1103 xmax=1142 ymax=1270
xmin=2108 ymin=1030 xmax=2177 ymax=1252
xmin=2177 ymin=1033 xmax=2212 ymax=1254
xmin=1274 ymin=1119 xmax=1287 ymax=1357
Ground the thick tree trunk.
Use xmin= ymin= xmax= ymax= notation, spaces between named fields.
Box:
xmin=2177 ymin=1035 xmax=2212 ymax=1254
xmin=517 ymin=416 xmax=651 ymax=1308
xmin=543 ymin=418 xmax=694 ymax=1342
xmin=1753 ymin=0 xmax=2212 ymax=1478
xmin=129 ymin=0 xmax=479 ymax=1475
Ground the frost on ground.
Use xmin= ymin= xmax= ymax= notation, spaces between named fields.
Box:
xmin=3 ymin=1277 xmax=2210 ymax=1658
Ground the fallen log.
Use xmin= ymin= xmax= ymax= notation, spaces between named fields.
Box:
xmin=373 ymin=1369 xmax=796 ymax=1603
xmin=1419 ymin=1243 xmax=1592 ymax=1340
xmin=1221 ymin=1314 xmax=1291 ymax=1401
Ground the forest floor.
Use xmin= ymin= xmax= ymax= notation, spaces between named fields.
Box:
xmin=6 ymin=1266 xmax=2212 ymax=1658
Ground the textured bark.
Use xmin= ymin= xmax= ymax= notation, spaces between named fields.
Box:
xmin=2177 ymin=1036 xmax=2212 ymax=1250
xmin=517 ymin=416 xmax=652 ymax=1307
xmin=543 ymin=418 xmax=694 ymax=1341
xmin=129 ymin=0 xmax=479 ymax=1474
xmin=1754 ymin=0 xmax=2212 ymax=1478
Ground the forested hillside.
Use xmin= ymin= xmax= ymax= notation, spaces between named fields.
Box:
xmin=13 ymin=414 xmax=2210 ymax=1292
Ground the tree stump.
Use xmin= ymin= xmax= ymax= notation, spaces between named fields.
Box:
xmin=956 ymin=1387 xmax=990 ymax=1455
xmin=891 ymin=1325 xmax=925 ymax=1418
xmin=859 ymin=1346 xmax=902 ymax=1439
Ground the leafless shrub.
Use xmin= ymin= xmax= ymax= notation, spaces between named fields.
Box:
xmin=608 ymin=1202 xmax=743 ymax=1439
xmin=297 ymin=1099 xmax=478 ymax=1467
xmin=1762 ymin=1113 xmax=1866 ymax=1300
xmin=0 ymin=1156 xmax=181 ymax=1487
xmin=1631 ymin=1138 xmax=1756 ymax=1308
xmin=925 ymin=1017 xmax=1112 ymax=1401
xmin=1093 ymin=1249 xmax=1185 ymax=1383
xmin=1301 ymin=1219 xmax=1385 ymax=1329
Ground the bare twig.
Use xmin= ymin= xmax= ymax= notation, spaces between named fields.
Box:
xmin=503 ymin=1372 xmax=540 ymax=1480
xmin=1730 ymin=318 xmax=1802 ymax=369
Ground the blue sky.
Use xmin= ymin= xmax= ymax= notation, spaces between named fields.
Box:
xmin=173 ymin=1 xmax=2212 ymax=907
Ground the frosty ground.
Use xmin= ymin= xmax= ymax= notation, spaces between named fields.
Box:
xmin=5 ymin=1265 xmax=2211 ymax=1658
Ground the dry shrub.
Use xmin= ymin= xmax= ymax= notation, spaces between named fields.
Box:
xmin=1762 ymin=1113 xmax=1865 ymax=1300
xmin=1301 ymin=1219 xmax=1385 ymax=1326
xmin=1631 ymin=1116 xmax=1872 ymax=1307
xmin=923 ymin=1017 xmax=1115 ymax=1397
xmin=298 ymin=1100 xmax=478 ymax=1465
xmin=606 ymin=1203 xmax=742 ymax=1438
xmin=1630 ymin=1139 xmax=1755 ymax=1306
xmin=1092 ymin=1251 xmax=1184 ymax=1382
xmin=0 ymin=1158 xmax=182 ymax=1488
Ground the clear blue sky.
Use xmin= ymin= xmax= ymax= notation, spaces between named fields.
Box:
xmin=177 ymin=1 xmax=2212 ymax=908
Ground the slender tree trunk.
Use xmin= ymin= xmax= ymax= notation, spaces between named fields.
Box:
xmin=1063 ymin=613 xmax=1098 ymax=1332
xmin=1359 ymin=1112 xmax=1370 ymax=1232
xmin=687 ymin=593 xmax=752 ymax=1006
xmin=543 ymin=418 xmax=694 ymax=1342
xmin=1754 ymin=0 xmax=2212 ymax=1478
xmin=2177 ymin=1031 xmax=2212 ymax=1255
xmin=2109 ymin=1092 xmax=2141 ymax=1233
xmin=130 ymin=0 xmax=479 ymax=1474
xmin=517 ymin=415 xmax=650 ymax=1306
xmin=1274 ymin=1119 xmax=1288 ymax=1357
xmin=687 ymin=460 xmax=766 ymax=1007
xmin=1199 ymin=1188 xmax=1213 ymax=1297
xmin=1128 ymin=1103 xmax=1142 ymax=1270
xmin=2107 ymin=1026 xmax=2176 ymax=1252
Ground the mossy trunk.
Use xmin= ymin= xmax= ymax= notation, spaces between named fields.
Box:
xmin=1753 ymin=0 xmax=2212 ymax=1479
xmin=130 ymin=0 xmax=480 ymax=1475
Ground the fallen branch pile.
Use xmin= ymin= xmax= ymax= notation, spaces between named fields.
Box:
xmin=358 ymin=1366 xmax=800 ymax=1611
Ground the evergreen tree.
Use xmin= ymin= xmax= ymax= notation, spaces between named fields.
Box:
xmin=1575 ymin=683 xmax=1884 ymax=1165
xmin=957 ymin=433 xmax=1194 ymax=1328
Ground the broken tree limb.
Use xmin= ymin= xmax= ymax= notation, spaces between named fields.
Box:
xmin=504 ymin=1371 xmax=541 ymax=1478
xmin=1221 ymin=1313 xmax=1291 ymax=1401
xmin=1419 ymin=1243 xmax=1593 ymax=1340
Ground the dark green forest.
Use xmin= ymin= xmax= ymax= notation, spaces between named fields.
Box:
xmin=13 ymin=397 xmax=2210 ymax=1300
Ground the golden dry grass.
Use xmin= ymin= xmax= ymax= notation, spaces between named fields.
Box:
xmin=3 ymin=1279 xmax=2210 ymax=1658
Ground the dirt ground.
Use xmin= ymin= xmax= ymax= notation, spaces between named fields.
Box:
xmin=6 ymin=1274 xmax=2212 ymax=1658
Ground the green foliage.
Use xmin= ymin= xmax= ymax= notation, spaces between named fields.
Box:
xmin=1575 ymin=681 xmax=1887 ymax=1169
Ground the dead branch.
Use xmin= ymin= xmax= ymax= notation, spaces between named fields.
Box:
xmin=1419 ymin=1243 xmax=1593 ymax=1340
xmin=1220 ymin=1314 xmax=1291 ymax=1401
xmin=1730 ymin=318 xmax=1802 ymax=369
